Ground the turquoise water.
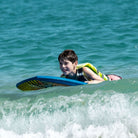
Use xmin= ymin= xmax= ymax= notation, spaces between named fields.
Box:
xmin=0 ymin=0 xmax=138 ymax=137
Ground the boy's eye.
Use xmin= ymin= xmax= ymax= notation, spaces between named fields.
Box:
xmin=60 ymin=62 xmax=63 ymax=65
xmin=64 ymin=62 xmax=68 ymax=65
xmin=60 ymin=62 xmax=68 ymax=66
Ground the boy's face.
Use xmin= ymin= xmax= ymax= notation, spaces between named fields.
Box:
xmin=59 ymin=59 xmax=78 ymax=76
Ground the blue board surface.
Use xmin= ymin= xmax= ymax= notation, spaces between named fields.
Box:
xmin=16 ymin=76 xmax=87 ymax=91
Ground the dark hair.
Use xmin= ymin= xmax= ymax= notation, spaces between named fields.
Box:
xmin=58 ymin=50 xmax=78 ymax=63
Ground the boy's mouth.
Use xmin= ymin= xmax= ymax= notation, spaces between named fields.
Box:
xmin=62 ymin=69 xmax=69 ymax=74
xmin=63 ymin=69 xmax=68 ymax=73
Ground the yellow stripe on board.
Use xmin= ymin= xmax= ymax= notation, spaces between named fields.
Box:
xmin=18 ymin=80 xmax=44 ymax=91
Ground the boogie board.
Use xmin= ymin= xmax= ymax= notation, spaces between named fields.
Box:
xmin=16 ymin=76 xmax=87 ymax=91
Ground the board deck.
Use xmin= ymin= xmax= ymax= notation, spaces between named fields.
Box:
xmin=16 ymin=76 xmax=87 ymax=91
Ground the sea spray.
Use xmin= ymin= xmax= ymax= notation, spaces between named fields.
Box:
xmin=0 ymin=79 xmax=138 ymax=137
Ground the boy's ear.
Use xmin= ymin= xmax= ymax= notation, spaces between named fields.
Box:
xmin=75 ymin=61 xmax=78 ymax=65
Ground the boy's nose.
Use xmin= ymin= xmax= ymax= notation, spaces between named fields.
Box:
xmin=62 ymin=64 xmax=65 ymax=67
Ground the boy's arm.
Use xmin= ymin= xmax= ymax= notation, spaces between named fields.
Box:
xmin=83 ymin=67 xmax=104 ymax=84
xmin=85 ymin=80 xmax=103 ymax=84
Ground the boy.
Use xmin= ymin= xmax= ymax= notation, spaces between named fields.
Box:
xmin=58 ymin=50 xmax=122 ymax=84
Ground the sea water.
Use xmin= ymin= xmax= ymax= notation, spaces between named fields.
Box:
xmin=0 ymin=0 xmax=138 ymax=137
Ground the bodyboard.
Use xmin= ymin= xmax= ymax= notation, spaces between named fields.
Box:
xmin=16 ymin=76 xmax=87 ymax=91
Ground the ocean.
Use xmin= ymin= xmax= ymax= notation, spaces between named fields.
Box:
xmin=0 ymin=0 xmax=138 ymax=137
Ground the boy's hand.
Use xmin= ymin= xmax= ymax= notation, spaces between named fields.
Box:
xmin=85 ymin=80 xmax=103 ymax=84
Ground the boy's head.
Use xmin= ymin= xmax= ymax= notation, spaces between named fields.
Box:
xmin=58 ymin=50 xmax=78 ymax=76
xmin=58 ymin=49 xmax=78 ymax=63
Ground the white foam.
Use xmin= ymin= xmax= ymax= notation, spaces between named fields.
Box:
xmin=0 ymin=129 xmax=43 ymax=138
xmin=0 ymin=91 xmax=137 ymax=138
